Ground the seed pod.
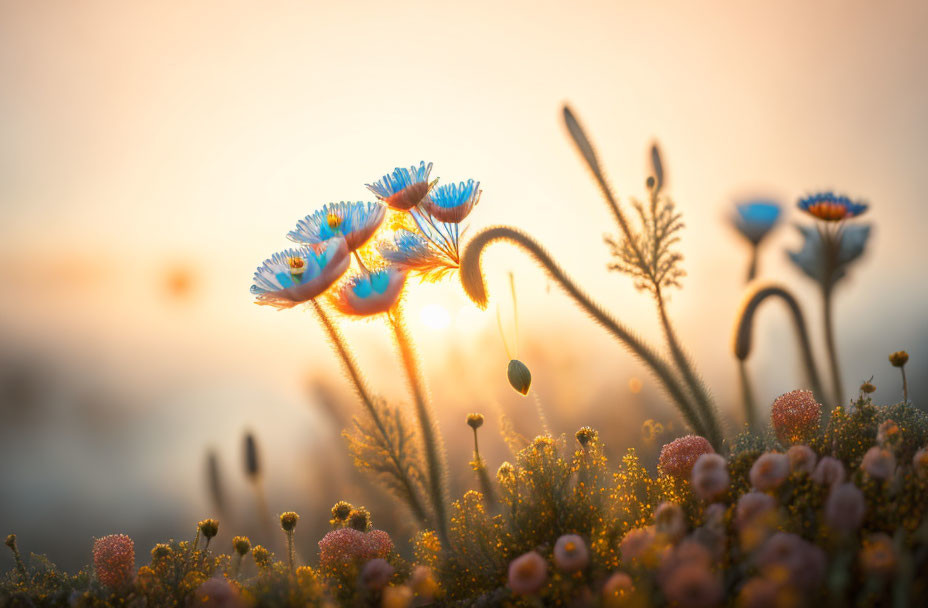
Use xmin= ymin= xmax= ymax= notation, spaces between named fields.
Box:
xmin=507 ymin=359 xmax=531 ymax=395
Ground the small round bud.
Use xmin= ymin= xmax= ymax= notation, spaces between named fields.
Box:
xmin=553 ymin=534 xmax=589 ymax=572
xmin=279 ymin=512 xmax=299 ymax=532
xmin=658 ymin=435 xmax=714 ymax=479
xmin=251 ymin=545 xmax=271 ymax=568
xmin=197 ymin=519 xmax=219 ymax=540
xmin=770 ymin=389 xmax=821 ymax=445
xmin=508 ymin=551 xmax=547 ymax=595
xmin=507 ymin=359 xmax=532 ymax=395
xmin=575 ymin=427 xmax=598 ymax=447
xmin=861 ymin=446 xmax=895 ymax=480
xmin=4 ymin=534 xmax=15 ymax=549
xmin=348 ymin=507 xmax=372 ymax=532
xmin=889 ymin=351 xmax=909 ymax=367
xmin=232 ymin=536 xmax=251 ymax=556
xmin=497 ymin=461 xmax=515 ymax=481
xmin=466 ymin=413 xmax=484 ymax=430
xmin=330 ymin=501 xmax=353 ymax=524
xmin=646 ymin=176 xmax=656 ymax=190
xmin=860 ymin=381 xmax=876 ymax=394
xmin=150 ymin=543 xmax=172 ymax=561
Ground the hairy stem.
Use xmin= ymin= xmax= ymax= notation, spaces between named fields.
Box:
xmin=310 ymin=299 xmax=429 ymax=525
xmin=285 ymin=530 xmax=295 ymax=574
xmin=460 ymin=226 xmax=708 ymax=440
xmin=738 ymin=360 xmax=757 ymax=431
xmin=901 ymin=367 xmax=909 ymax=404
xmin=656 ymin=290 xmax=723 ymax=449
xmin=733 ymin=284 xmax=828 ymax=407
xmin=388 ymin=307 xmax=450 ymax=546
xmin=472 ymin=428 xmax=497 ymax=507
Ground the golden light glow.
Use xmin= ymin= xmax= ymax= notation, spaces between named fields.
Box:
xmin=419 ymin=304 xmax=451 ymax=330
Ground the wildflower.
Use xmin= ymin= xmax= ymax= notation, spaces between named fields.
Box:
xmin=507 ymin=551 xmax=548 ymax=595
xmin=250 ymin=241 xmax=350 ymax=309
xmin=797 ymin=191 xmax=868 ymax=221
xmin=691 ymin=453 xmax=729 ymax=500
xmin=332 ymin=267 xmax=407 ymax=316
xmin=366 ymin=161 xmax=434 ymax=211
xmin=655 ymin=502 xmax=687 ymax=543
xmin=379 ymin=229 xmax=457 ymax=278
xmin=860 ymin=380 xmax=876 ymax=394
xmin=861 ymin=446 xmax=895 ymax=480
xmin=330 ymin=501 xmax=354 ymax=527
xmin=232 ymin=536 xmax=250 ymax=556
xmin=735 ymin=492 xmax=777 ymax=531
xmin=732 ymin=200 xmax=781 ymax=245
xmin=251 ymin=545 xmax=271 ymax=569
xmin=92 ymin=534 xmax=135 ymax=588
xmin=755 ymin=532 xmax=826 ymax=591
xmin=553 ymin=534 xmax=589 ymax=572
xmin=466 ymin=413 xmax=484 ymax=430
xmin=661 ymin=562 xmax=723 ymax=608
xmin=194 ymin=577 xmax=245 ymax=608
xmin=620 ymin=526 xmax=657 ymax=563
xmin=825 ymin=483 xmax=865 ymax=531
xmin=409 ymin=565 xmax=438 ymax=601
xmin=786 ymin=445 xmax=817 ymax=475
xmin=889 ymin=351 xmax=909 ymax=367
xmin=318 ymin=528 xmax=393 ymax=570
xmin=811 ymin=456 xmax=845 ymax=486
xmin=347 ymin=507 xmax=372 ymax=532
xmin=788 ymin=224 xmax=870 ymax=287
xmin=658 ymin=435 xmax=714 ymax=479
xmin=198 ymin=519 xmax=220 ymax=542
xmin=602 ymin=571 xmax=634 ymax=603
xmin=151 ymin=543 xmax=172 ymax=562
xmin=749 ymin=452 xmax=790 ymax=491
xmin=423 ymin=179 xmax=481 ymax=223
xmin=288 ymin=201 xmax=386 ymax=252
xmin=360 ymin=558 xmax=394 ymax=591
xmin=860 ymin=533 xmax=896 ymax=576
xmin=877 ymin=420 xmax=901 ymax=450
xmin=507 ymin=359 xmax=532 ymax=395
xmin=576 ymin=426 xmax=598 ymax=447
xmin=770 ymin=389 xmax=821 ymax=445
xmin=913 ymin=448 xmax=928 ymax=480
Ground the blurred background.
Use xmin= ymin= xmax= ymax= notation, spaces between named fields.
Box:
xmin=1 ymin=0 xmax=926 ymax=570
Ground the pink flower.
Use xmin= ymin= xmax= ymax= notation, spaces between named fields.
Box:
xmin=861 ymin=446 xmax=895 ymax=480
xmin=360 ymin=558 xmax=394 ymax=591
xmin=749 ymin=452 xmax=790 ymax=491
xmin=332 ymin=267 xmax=408 ymax=316
xmin=654 ymin=502 xmax=687 ymax=543
xmin=620 ymin=526 xmax=657 ymax=563
xmin=691 ymin=453 xmax=729 ymax=500
xmin=860 ymin=533 xmax=896 ymax=576
xmin=553 ymin=534 xmax=589 ymax=573
xmin=92 ymin=534 xmax=135 ymax=588
xmin=659 ymin=436 xmax=714 ymax=479
xmin=508 ymin=551 xmax=548 ymax=595
xmin=811 ymin=456 xmax=845 ymax=486
xmin=755 ymin=532 xmax=825 ymax=591
xmin=786 ymin=445 xmax=816 ymax=475
xmin=318 ymin=528 xmax=393 ymax=570
xmin=602 ymin=571 xmax=634 ymax=602
xmin=194 ymin=577 xmax=245 ymax=608
xmin=913 ymin=448 xmax=928 ymax=480
xmin=825 ymin=483 xmax=865 ymax=532
xmin=770 ymin=389 xmax=821 ymax=445
xmin=660 ymin=562 xmax=723 ymax=608
xmin=735 ymin=492 xmax=777 ymax=530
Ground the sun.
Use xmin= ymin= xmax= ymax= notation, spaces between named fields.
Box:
xmin=419 ymin=304 xmax=451 ymax=330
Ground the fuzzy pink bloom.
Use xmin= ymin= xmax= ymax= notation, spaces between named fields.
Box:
xmin=360 ymin=558 xmax=394 ymax=591
xmin=602 ymin=571 xmax=634 ymax=602
xmin=861 ymin=446 xmax=896 ymax=480
xmin=735 ymin=492 xmax=776 ymax=530
xmin=661 ymin=562 xmax=723 ymax=608
xmin=755 ymin=532 xmax=825 ymax=591
xmin=659 ymin=435 xmax=714 ymax=479
xmin=508 ymin=551 xmax=547 ymax=595
xmin=825 ymin=483 xmax=865 ymax=531
xmin=553 ymin=534 xmax=589 ymax=573
xmin=691 ymin=453 xmax=729 ymax=500
xmin=195 ymin=577 xmax=245 ymax=608
xmin=786 ymin=445 xmax=817 ymax=475
xmin=750 ymin=452 xmax=790 ymax=491
xmin=620 ymin=526 xmax=657 ymax=563
xmin=318 ymin=528 xmax=393 ymax=570
xmin=811 ymin=456 xmax=845 ymax=486
xmin=737 ymin=576 xmax=794 ymax=608
xmin=659 ymin=539 xmax=712 ymax=583
xmin=92 ymin=534 xmax=135 ymax=588
xmin=913 ymin=448 xmax=928 ymax=480
xmin=654 ymin=502 xmax=687 ymax=543
xmin=860 ymin=533 xmax=896 ymax=576
xmin=770 ymin=390 xmax=821 ymax=445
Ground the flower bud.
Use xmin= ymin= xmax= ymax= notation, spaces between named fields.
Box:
xmin=913 ymin=447 xmax=928 ymax=480
xmin=508 ymin=551 xmax=547 ymax=595
xmin=197 ymin=519 xmax=219 ymax=540
xmin=279 ymin=512 xmax=299 ymax=532
xmin=691 ymin=453 xmax=729 ymax=500
xmin=825 ymin=483 xmax=865 ymax=532
xmin=889 ymin=351 xmax=909 ymax=367
xmin=4 ymin=534 xmax=15 ymax=550
xmin=860 ymin=381 xmax=876 ymax=394
xmin=877 ymin=420 xmax=901 ymax=450
xmin=507 ymin=359 xmax=532 ymax=395
xmin=150 ymin=543 xmax=172 ymax=562
xmin=360 ymin=558 xmax=394 ymax=591
xmin=251 ymin=545 xmax=271 ymax=568
xmin=861 ymin=446 xmax=896 ymax=480
xmin=553 ymin=534 xmax=589 ymax=573
xmin=749 ymin=452 xmax=790 ymax=491
xmin=348 ymin=507 xmax=372 ymax=532
xmin=811 ymin=456 xmax=845 ymax=486
xmin=770 ymin=390 xmax=821 ymax=445
xmin=658 ymin=435 xmax=714 ymax=479
xmin=330 ymin=501 xmax=353 ymax=526
xmin=787 ymin=445 xmax=817 ymax=475
xmin=243 ymin=432 xmax=260 ymax=479
xmin=655 ymin=502 xmax=686 ymax=543
xmin=466 ymin=413 xmax=484 ymax=429
xmin=860 ymin=533 xmax=896 ymax=576
xmin=232 ymin=536 xmax=251 ymax=556
xmin=93 ymin=534 xmax=135 ymax=589
xmin=576 ymin=426 xmax=598 ymax=447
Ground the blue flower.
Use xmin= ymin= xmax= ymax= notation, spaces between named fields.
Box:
xmin=379 ymin=229 xmax=458 ymax=280
xmin=250 ymin=239 xmax=350 ymax=309
xmin=288 ymin=201 xmax=386 ymax=252
xmin=366 ymin=161 xmax=434 ymax=211
xmin=733 ymin=200 xmax=781 ymax=245
xmin=333 ymin=266 xmax=408 ymax=316
xmin=423 ymin=179 xmax=481 ymax=223
xmin=798 ymin=192 xmax=868 ymax=221
xmin=788 ymin=224 xmax=871 ymax=287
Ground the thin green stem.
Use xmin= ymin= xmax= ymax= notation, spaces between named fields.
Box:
xmin=656 ymin=290 xmax=723 ymax=449
xmin=232 ymin=553 xmax=243 ymax=579
xmin=822 ymin=285 xmax=844 ymax=406
xmin=6 ymin=539 xmax=27 ymax=582
xmin=310 ymin=299 xmax=429 ymax=526
xmin=901 ymin=367 xmax=909 ymax=403
xmin=746 ymin=244 xmax=758 ymax=282
xmin=460 ymin=226 xmax=708 ymax=441
xmin=471 ymin=428 xmax=497 ymax=506
xmin=738 ymin=360 xmax=757 ymax=432
xmin=286 ymin=530 xmax=295 ymax=574
xmin=389 ymin=307 xmax=450 ymax=546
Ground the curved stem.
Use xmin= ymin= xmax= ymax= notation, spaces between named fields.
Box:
xmin=310 ymin=299 xmax=429 ymax=526
xmin=656 ymin=291 xmax=723 ymax=449
xmin=388 ymin=307 xmax=450 ymax=546
xmin=822 ymin=285 xmax=844 ymax=406
xmin=733 ymin=283 xmax=828 ymax=407
xmin=460 ymin=226 xmax=708 ymax=441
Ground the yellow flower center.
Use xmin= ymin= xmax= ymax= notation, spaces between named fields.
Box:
xmin=288 ymin=256 xmax=306 ymax=276
xmin=326 ymin=213 xmax=342 ymax=230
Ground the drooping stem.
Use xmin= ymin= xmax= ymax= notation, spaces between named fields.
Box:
xmin=733 ymin=283 xmax=828 ymax=407
xmin=738 ymin=360 xmax=757 ymax=431
xmin=656 ymin=290 xmax=723 ymax=449
xmin=822 ymin=284 xmax=844 ymax=406
xmin=460 ymin=226 xmax=708 ymax=441
xmin=388 ymin=307 xmax=449 ymax=545
xmin=310 ymin=299 xmax=429 ymax=525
